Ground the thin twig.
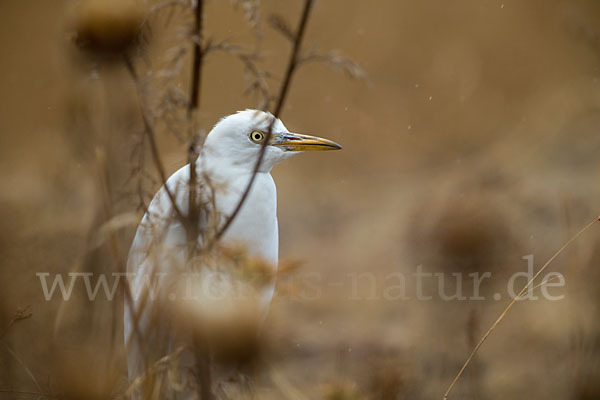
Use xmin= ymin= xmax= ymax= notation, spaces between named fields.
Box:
xmin=186 ymin=2 xmax=213 ymax=398
xmin=186 ymin=0 xmax=203 ymax=260
xmin=188 ymin=0 xmax=204 ymax=114
xmin=186 ymin=0 xmax=206 ymax=250
xmin=214 ymin=0 xmax=315 ymax=241
xmin=517 ymin=275 xmax=561 ymax=298
xmin=443 ymin=216 xmax=600 ymax=399
xmin=124 ymin=56 xmax=187 ymax=227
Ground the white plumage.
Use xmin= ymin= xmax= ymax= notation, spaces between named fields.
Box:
xmin=124 ymin=110 xmax=341 ymax=397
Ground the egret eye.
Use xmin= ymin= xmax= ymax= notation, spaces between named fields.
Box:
xmin=249 ymin=130 xmax=265 ymax=143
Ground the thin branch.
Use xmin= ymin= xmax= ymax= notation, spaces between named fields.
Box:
xmin=124 ymin=56 xmax=187 ymax=227
xmin=443 ymin=216 xmax=600 ymax=399
xmin=186 ymin=2 xmax=212 ymax=398
xmin=188 ymin=0 xmax=204 ymax=114
xmin=517 ymin=275 xmax=561 ymax=298
xmin=186 ymin=0 xmax=205 ymax=251
xmin=214 ymin=0 xmax=315 ymax=241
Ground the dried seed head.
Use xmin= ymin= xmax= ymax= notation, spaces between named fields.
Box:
xmin=73 ymin=0 xmax=146 ymax=58
xmin=169 ymin=263 xmax=268 ymax=366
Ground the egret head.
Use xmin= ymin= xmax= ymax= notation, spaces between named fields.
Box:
xmin=203 ymin=110 xmax=342 ymax=172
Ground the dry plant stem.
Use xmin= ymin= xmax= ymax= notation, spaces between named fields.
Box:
xmin=186 ymin=0 xmax=204 ymax=259
xmin=189 ymin=0 xmax=204 ymax=115
xmin=124 ymin=57 xmax=188 ymax=227
xmin=214 ymin=0 xmax=315 ymax=241
xmin=443 ymin=216 xmax=600 ymax=400
xmin=521 ymin=275 xmax=560 ymax=295
xmin=186 ymin=2 xmax=212 ymax=398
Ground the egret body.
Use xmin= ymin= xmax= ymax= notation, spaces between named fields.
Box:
xmin=124 ymin=110 xmax=341 ymax=396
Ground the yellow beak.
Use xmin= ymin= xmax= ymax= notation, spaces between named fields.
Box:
xmin=272 ymin=132 xmax=342 ymax=152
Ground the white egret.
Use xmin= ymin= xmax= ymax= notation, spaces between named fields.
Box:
xmin=124 ymin=109 xmax=341 ymax=397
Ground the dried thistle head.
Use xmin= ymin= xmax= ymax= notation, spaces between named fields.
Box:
xmin=178 ymin=296 xmax=266 ymax=366
xmin=406 ymin=190 xmax=515 ymax=275
xmin=73 ymin=0 xmax=147 ymax=59
xmin=170 ymin=257 xmax=269 ymax=367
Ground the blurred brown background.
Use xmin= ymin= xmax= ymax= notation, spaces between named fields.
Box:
xmin=1 ymin=0 xmax=600 ymax=399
